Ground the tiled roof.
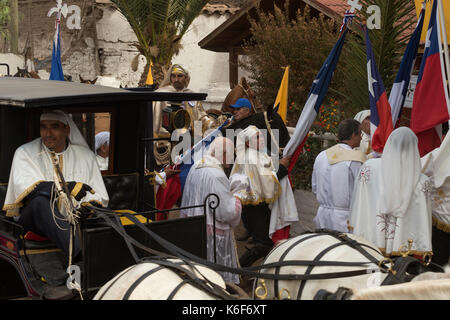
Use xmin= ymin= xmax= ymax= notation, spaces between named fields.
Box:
xmin=202 ymin=4 xmax=240 ymax=16
xmin=314 ymin=0 xmax=348 ymax=16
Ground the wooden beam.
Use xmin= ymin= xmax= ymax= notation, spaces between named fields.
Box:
xmin=9 ymin=0 xmax=19 ymax=54
xmin=229 ymin=47 xmax=239 ymax=89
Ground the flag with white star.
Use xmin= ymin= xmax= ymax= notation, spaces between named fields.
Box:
xmin=283 ymin=28 xmax=348 ymax=171
xmin=365 ymin=26 xmax=394 ymax=154
xmin=411 ymin=0 xmax=450 ymax=156
xmin=388 ymin=4 xmax=425 ymax=127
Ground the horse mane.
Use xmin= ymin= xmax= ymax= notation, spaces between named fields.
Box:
xmin=221 ymin=77 xmax=262 ymax=114
xmin=14 ymin=67 xmax=40 ymax=79
xmin=80 ymin=75 xmax=98 ymax=84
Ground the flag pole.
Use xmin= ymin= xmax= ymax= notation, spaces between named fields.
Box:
xmin=437 ymin=0 xmax=450 ymax=97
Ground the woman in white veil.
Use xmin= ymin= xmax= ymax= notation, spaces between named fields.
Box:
xmin=350 ymin=127 xmax=433 ymax=257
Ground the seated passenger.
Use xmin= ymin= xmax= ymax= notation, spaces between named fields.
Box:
xmin=95 ymin=131 xmax=110 ymax=171
xmin=3 ymin=110 xmax=109 ymax=264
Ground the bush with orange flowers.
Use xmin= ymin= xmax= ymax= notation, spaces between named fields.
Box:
xmin=290 ymin=98 xmax=347 ymax=190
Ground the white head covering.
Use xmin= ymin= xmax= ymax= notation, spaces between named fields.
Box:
xmin=40 ymin=110 xmax=89 ymax=149
xmin=379 ymin=127 xmax=421 ymax=218
xmin=159 ymin=64 xmax=190 ymax=88
xmin=354 ymin=110 xmax=370 ymax=123
xmin=230 ymin=126 xmax=280 ymax=205
xmin=95 ymin=131 xmax=110 ymax=152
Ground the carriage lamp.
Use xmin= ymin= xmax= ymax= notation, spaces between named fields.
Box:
xmin=162 ymin=103 xmax=191 ymax=133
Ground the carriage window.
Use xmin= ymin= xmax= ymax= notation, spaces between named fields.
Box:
xmin=69 ymin=112 xmax=112 ymax=171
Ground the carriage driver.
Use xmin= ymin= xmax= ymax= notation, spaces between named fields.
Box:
xmin=3 ymin=110 xmax=109 ymax=267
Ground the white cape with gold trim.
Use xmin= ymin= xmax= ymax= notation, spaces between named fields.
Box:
xmin=3 ymin=138 xmax=109 ymax=216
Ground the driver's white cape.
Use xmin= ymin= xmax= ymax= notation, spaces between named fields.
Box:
xmin=3 ymin=111 xmax=109 ymax=217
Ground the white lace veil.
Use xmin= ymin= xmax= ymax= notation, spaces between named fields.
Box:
xmin=379 ymin=127 xmax=421 ymax=218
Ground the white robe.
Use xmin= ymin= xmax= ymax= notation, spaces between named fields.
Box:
xmin=96 ymin=155 xmax=109 ymax=171
xmin=3 ymin=138 xmax=109 ymax=216
xmin=421 ymin=132 xmax=450 ymax=227
xmin=180 ymin=156 xmax=241 ymax=284
xmin=349 ymin=158 xmax=433 ymax=256
xmin=312 ymin=143 xmax=362 ymax=232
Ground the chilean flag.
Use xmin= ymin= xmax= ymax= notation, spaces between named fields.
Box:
xmin=365 ymin=26 xmax=394 ymax=154
xmin=283 ymin=28 xmax=349 ymax=170
xmin=389 ymin=5 xmax=426 ymax=126
xmin=411 ymin=0 xmax=450 ymax=156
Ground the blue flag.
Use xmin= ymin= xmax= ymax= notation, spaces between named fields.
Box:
xmin=49 ymin=24 xmax=64 ymax=81
xmin=177 ymin=117 xmax=233 ymax=193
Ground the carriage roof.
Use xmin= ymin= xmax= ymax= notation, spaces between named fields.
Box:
xmin=0 ymin=77 xmax=206 ymax=108
xmin=0 ymin=77 xmax=207 ymax=208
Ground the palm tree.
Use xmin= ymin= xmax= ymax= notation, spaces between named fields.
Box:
xmin=342 ymin=0 xmax=417 ymax=114
xmin=110 ymin=0 xmax=210 ymax=87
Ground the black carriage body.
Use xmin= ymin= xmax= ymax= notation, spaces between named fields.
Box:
xmin=0 ymin=77 xmax=208 ymax=299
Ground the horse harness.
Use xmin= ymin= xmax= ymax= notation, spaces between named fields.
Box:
xmin=90 ymin=208 xmax=439 ymax=300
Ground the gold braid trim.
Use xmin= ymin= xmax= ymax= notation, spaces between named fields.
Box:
xmin=71 ymin=182 xmax=83 ymax=198
xmin=3 ymin=180 xmax=46 ymax=217
xmin=235 ymin=174 xmax=281 ymax=206
xmin=432 ymin=216 xmax=450 ymax=234
xmin=379 ymin=248 xmax=433 ymax=259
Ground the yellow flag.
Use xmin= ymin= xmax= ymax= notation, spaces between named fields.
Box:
xmin=415 ymin=0 xmax=450 ymax=43
xmin=145 ymin=61 xmax=154 ymax=85
xmin=274 ymin=66 xmax=289 ymax=123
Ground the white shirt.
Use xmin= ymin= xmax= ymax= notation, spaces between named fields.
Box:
xmin=312 ymin=143 xmax=362 ymax=232
xmin=96 ymin=155 xmax=109 ymax=171
xmin=180 ymin=156 xmax=241 ymax=284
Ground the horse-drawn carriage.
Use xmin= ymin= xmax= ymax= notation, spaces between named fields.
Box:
xmin=0 ymin=77 xmax=212 ymax=299
xmin=1 ymin=77 xmax=446 ymax=301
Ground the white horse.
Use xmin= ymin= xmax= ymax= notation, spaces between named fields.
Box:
xmin=349 ymin=265 xmax=450 ymax=299
xmin=93 ymin=258 xmax=246 ymax=300
xmin=253 ymin=232 xmax=391 ymax=300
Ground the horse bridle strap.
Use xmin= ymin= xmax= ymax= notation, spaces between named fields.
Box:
xmin=92 ymin=209 xmax=379 ymax=282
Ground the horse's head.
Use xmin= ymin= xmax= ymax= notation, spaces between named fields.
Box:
xmin=79 ymin=75 xmax=98 ymax=84
xmin=13 ymin=67 xmax=41 ymax=79
xmin=222 ymin=77 xmax=262 ymax=114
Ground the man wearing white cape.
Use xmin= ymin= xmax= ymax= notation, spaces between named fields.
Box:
xmin=349 ymin=127 xmax=433 ymax=258
xmin=312 ymin=119 xmax=365 ymax=232
xmin=421 ymin=131 xmax=450 ymax=266
xmin=3 ymin=110 xmax=109 ymax=262
xmin=180 ymin=137 xmax=242 ymax=284
xmin=230 ymin=126 xmax=298 ymax=267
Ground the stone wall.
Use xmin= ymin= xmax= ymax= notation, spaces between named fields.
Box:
xmin=2 ymin=1 xmax=234 ymax=108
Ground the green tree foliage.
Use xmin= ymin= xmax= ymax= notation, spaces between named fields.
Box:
xmin=342 ymin=0 xmax=417 ymax=112
xmin=240 ymin=4 xmax=351 ymax=126
xmin=0 ymin=0 xmax=10 ymax=41
xmin=110 ymin=0 xmax=209 ymax=86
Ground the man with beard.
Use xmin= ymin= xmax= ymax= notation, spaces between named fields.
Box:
xmin=153 ymin=64 xmax=226 ymax=165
